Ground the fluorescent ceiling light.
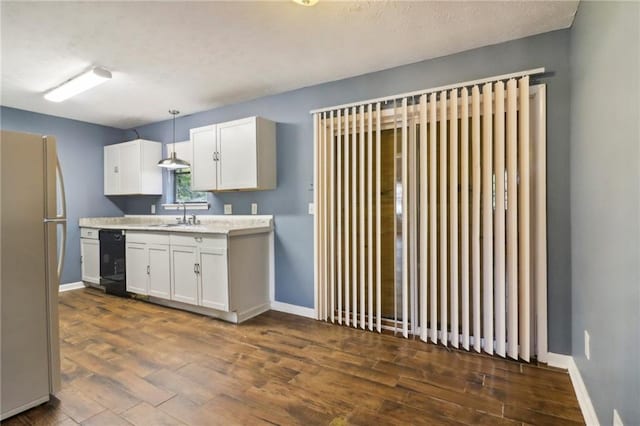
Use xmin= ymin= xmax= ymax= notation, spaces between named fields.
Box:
xmin=44 ymin=67 xmax=112 ymax=102
xmin=292 ymin=0 xmax=319 ymax=6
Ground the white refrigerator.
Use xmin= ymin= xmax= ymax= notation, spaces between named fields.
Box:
xmin=0 ymin=130 xmax=65 ymax=420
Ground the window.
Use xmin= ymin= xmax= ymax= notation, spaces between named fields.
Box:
xmin=165 ymin=140 xmax=207 ymax=204
xmin=174 ymin=168 xmax=207 ymax=203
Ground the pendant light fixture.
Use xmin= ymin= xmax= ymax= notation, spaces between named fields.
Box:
xmin=158 ymin=109 xmax=190 ymax=169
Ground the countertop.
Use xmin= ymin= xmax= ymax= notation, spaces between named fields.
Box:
xmin=79 ymin=215 xmax=273 ymax=236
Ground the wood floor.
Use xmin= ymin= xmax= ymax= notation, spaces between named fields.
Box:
xmin=3 ymin=288 xmax=584 ymax=426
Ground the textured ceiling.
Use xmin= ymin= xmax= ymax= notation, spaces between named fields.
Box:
xmin=1 ymin=1 xmax=578 ymax=129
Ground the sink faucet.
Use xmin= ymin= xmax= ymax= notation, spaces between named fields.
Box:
xmin=181 ymin=202 xmax=187 ymax=224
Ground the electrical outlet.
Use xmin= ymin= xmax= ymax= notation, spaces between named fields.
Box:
xmin=585 ymin=330 xmax=590 ymax=360
xmin=308 ymin=203 xmax=314 ymax=215
xmin=613 ymin=409 xmax=623 ymax=426
xmin=224 ymin=204 xmax=232 ymax=215
xmin=151 ymin=204 xmax=156 ymax=214
xmin=251 ymin=203 xmax=258 ymax=215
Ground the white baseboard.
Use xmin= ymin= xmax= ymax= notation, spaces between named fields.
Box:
xmin=547 ymin=352 xmax=600 ymax=426
xmin=237 ymin=303 xmax=271 ymax=323
xmin=59 ymin=281 xmax=85 ymax=292
xmin=546 ymin=352 xmax=573 ymax=369
xmin=270 ymin=301 xmax=316 ymax=319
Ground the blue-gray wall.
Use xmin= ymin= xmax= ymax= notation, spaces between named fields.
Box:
xmin=0 ymin=106 xmax=125 ymax=284
xmin=570 ymin=2 xmax=640 ymax=424
xmin=125 ymin=29 xmax=573 ymax=354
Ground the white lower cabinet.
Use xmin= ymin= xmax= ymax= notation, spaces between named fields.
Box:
xmin=199 ymin=247 xmax=228 ymax=311
xmin=170 ymin=238 xmax=229 ymax=311
xmin=148 ymin=245 xmax=171 ymax=299
xmin=125 ymin=233 xmax=171 ymax=298
xmin=170 ymin=245 xmax=199 ymax=305
xmin=126 ymin=242 xmax=149 ymax=294
xmin=80 ymin=237 xmax=100 ymax=284
xmin=121 ymin=229 xmax=270 ymax=323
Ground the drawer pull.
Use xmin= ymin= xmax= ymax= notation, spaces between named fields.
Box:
xmin=195 ymin=237 xmax=203 ymax=242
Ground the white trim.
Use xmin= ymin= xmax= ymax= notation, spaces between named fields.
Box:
xmin=162 ymin=202 xmax=210 ymax=211
xmin=545 ymin=352 xmax=572 ymax=369
xmin=147 ymin=296 xmax=239 ymax=323
xmin=310 ymin=68 xmax=545 ymax=114
xmin=313 ymin=113 xmax=319 ymax=320
xmin=270 ymin=301 xmax=316 ymax=319
xmin=237 ymin=303 xmax=271 ymax=323
xmin=547 ymin=352 xmax=600 ymax=426
xmin=269 ymin=231 xmax=275 ymax=304
xmin=59 ymin=281 xmax=85 ymax=292
xmin=613 ymin=409 xmax=623 ymax=426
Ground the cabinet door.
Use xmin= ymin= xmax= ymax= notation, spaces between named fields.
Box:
xmin=119 ymin=142 xmax=141 ymax=194
xmin=80 ymin=238 xmax=100 ymax=284
xmin=217 ymin=118 xmax=257 ymax=190
xmin=148 ymin=244 xmax=171 ymax=299
xmin=170 ymin=246 xmax=198 ymax=305
xmin=125 ymin=242 xmax=148 ymax=294
xmin=199 ymin=247 xmax=229 ymax=311
xmin=104 ymin=144 xmax=120 ymax=195
xmin=191 ymin=125 xmax=217 ymax=191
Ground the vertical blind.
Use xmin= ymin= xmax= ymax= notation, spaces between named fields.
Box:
xmin=313 ymin=70 xmax=547 ymax=362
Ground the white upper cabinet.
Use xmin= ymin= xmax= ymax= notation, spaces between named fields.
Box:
xmin=191 ymin=125 xmax=218 ymax=191
xmin=104 ymin=139 xmax=163 ymax=195
xmin=190 ymin=117 xmax=276 ymax=192
xmin=104 ymin=144 xmax=120 ymax=195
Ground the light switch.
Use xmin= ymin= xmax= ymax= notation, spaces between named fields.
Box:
xmin=151 ymin=204 xmax=156 ymax=214
xmin=251 ymin=203 xmax=258 ymax=215
xmin=224 ymin=204 xmax=233 ymax=215
xmin=585 ymin=330 xmax=590 ymax=360
xmin=308 ymin=203 xmax=314 ymax=215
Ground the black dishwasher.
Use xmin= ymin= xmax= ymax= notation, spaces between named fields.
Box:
xmin=99 ymin=229 xmax=127 ymax=296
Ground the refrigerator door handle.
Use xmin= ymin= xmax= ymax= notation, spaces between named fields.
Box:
xmin=56 ymin=156 xmax=67 ymax=220
xmin=57 ymin=221 xmax=67 ymax=280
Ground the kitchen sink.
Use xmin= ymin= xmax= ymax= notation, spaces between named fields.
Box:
xmin=148 ymin=223 xmax=189 ymax=228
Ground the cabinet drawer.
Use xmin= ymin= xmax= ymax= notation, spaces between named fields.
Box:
xmin=80 ymin=228 xmax=99 ymax=240
xmin=170 ymin=233 xmax=226 ymax=249
xmin=126 ymin=231 xmax=170 ymax=245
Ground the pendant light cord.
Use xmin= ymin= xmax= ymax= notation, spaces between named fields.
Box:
xmin=169 ymin=109 xmax=179 ymax=153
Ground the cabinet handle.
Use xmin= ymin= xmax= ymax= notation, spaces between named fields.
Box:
xmin=114 ymin=166 xmax=119 ymax=173
xmin=195 ymin=236 xmax=203 ymax=242
xmin=194 ymin=263 xmax=199 ymax=274
xmin=147 ymin=265 xmax=150 ymax=275
xmin=212 ymin=152 xmax=216 ymax=162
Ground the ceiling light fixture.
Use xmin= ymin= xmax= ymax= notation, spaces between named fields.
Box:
xmin=292 ymin=0 xmax=319 ymax=6
xmin=44 ymin=67 xmax=112 ymax=102
xmin=158 ymin=109 xmax=190 ymax=170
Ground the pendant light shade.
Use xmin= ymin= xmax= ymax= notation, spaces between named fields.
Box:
xmin=158 ymin=109 xmax=190 ymax=169
xmin=158 ymin=151 xmax=190 ymax=169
